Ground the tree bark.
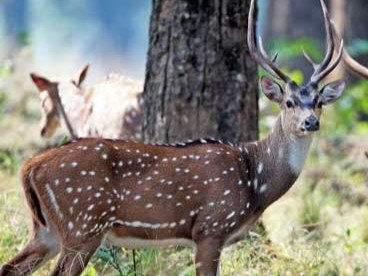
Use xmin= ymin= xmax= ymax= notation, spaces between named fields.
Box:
xmin=143 ymin=0 xmax=258 ymax=144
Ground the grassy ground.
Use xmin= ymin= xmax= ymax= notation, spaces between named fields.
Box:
xmin=0 ymin=58 xmax=367 ymax=275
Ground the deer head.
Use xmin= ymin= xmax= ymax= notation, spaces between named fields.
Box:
xmin=248 ymin=0 xmax=345 ymax=138
xmin=30 ymin=65 xmax=89 ymax=138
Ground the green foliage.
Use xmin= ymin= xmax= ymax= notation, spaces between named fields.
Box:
xmin=57 ymin=135 xmax=71 ymax=146
xmin=258 ymin=37 xmax=321 ymax=85
xmin=0 ymin=62 xmax=12 ymax=79
xmin=17 ymin=30 xmax=30 ymax=46
xmin=81 ymin=266 xmax=98 ymax=276
xmin=0 ymin=93 xmax=6 ymax=119
xmin=0 ymin=149 xmax=21 ymax=175
xmin=331 ymin=80 xmax=368 ymax=134
xmin=0 ymin=191 xmax=29 ymax=265
xmin=93 ymin=246 xmax=127 ymax=275
xmin=347 ymin=39 xmax=368 ymax=56
xmin=270 ymin=37 xmax=323 ymax=63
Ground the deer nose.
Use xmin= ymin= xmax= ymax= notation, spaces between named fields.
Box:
xmin=304 ymin=116 xmax=320 ymax=131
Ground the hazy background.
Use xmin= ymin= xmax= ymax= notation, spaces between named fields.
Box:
xmin=0 ymin=0 xmax=151 ymax=81
xmin=0 ymin=0 xmax=274 ymax=82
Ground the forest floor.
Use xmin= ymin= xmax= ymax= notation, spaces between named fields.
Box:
xmin=0 ymin=58 xmax=367 ymax=275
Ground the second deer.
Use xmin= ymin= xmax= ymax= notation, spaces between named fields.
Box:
xmin=0 ymin=0 xmax=346 ymax=275
xmin=31 ymin=66 xmax=143 ymax=140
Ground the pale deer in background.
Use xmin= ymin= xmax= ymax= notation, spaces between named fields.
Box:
xmin=85 ymin=73 xmax=143 ymax=140
xmin=30 ymin=65 xmax=90 ymax=139
xmin=0 ymin=0 xmax=345 ymax=275
xmin=31 ymin=65 xmax=143 ymax=140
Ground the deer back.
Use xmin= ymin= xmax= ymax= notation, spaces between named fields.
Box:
xmin=24 ymin=138 xmax=262 ymax=242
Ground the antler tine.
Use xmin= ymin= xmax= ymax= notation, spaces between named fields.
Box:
xmin=302 ymin=48 xmax=318 ymax=70
xmin=309 ymin=0 xmax=339 ymax=83
xmin=313 ymin=39 xmax=344 ymax=84
xmin=271 ymin=51 xmax=279 ymax=63
xmin=247 ymin=0 xmax=291 ymax=83
xmin=258 ymin=37 xmax=292 ymax=81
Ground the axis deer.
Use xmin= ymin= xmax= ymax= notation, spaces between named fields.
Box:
xmin=31 ymin=65 xmax=90 ymax=139
xmin=85 ymin=73 xmax=143 ymax=140
xmin=31 ymin=66 xmax=143 ymax=140
xmin=0 ymin=0 xmax=345 ymax=275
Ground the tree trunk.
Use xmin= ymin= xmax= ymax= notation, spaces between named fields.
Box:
xmin=143 ymin=0 xmax=258 ymax=144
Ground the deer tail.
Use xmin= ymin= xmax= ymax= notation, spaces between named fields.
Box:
xmin=22 ymin=165 xmax=47 ymax=227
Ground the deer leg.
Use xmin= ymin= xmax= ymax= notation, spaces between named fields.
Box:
xmin=195 ymin=237 xmax=223 ymax=276
xmin=50 ymin=235 xmax=103 ymax=276
xmin=0 ymin=225 xmax=59 ymax=276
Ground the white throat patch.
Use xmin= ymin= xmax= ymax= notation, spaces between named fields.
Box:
xmin=287 ymin=136 xmax=312 ymax=175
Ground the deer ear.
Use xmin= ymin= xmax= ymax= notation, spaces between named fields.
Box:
xmin=319 ymin=79 xmax=346 ymax=106
xmin=30 ymin=73 xmax=52 ymax=92
xmin=260 ymin=76 xmax=283 ymax=104
xmin=75 ymin=64 xmax=89 ymax=88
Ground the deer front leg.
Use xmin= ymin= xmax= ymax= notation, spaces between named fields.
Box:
xmin=50 ymin=235 xmax=103 ymax=276
xmin=195 ymin=237 xmax=223 ymax=276
xmin=0 ymin=226 xmax=59 ymax=276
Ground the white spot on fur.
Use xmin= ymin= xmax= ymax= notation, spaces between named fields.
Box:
xmin=134 ymin=195 xmax=141 ymax=201
xmin=226 ymin=211 xmax=235 ymax=220
xmin=68 ymin=221 xmax=74 ymax=230
xmin=257 ymin=163 xmax=263 ymax=174
xmin=260 ymin=184 xmax=267 ymax=193
xmin=45 ymin=184 xmax=63 ymax=219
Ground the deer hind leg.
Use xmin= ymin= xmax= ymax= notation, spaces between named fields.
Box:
xmin=50 ymin=235 xmax=103 ymax=276
xmin=0 ymin=223 xmax=60 ymax=276
xmin=195 ymin=237 xmax=223 ymax=276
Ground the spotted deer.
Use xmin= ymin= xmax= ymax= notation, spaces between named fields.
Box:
xmin=31 ymin=66 xmax=143 ymax=140
xmin=0 ymin=0 xmax=345 ymax=275
xmin=31 ymin=65 xmax=90 ymax=139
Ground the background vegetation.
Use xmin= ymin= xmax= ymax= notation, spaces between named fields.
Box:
xmin=0 ymin=37 xmax=367 ymax=275
xmin=1 ymin=1 xmax=368 ymax=275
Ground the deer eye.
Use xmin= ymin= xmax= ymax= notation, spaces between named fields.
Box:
xmin=286 ymin=100 xmax=294 ymax=108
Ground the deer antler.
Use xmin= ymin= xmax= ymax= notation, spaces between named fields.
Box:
xmin=329 ymin=17 xmax=368 ymax=79
xmin=305 ymin=0 xmax=344 ymax=84
xmin=247 ymin=0 xmax=292 ymax=83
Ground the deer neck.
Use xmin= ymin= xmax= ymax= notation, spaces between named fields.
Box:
xmin=241 ymin=116 xmax=313 ymax=209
